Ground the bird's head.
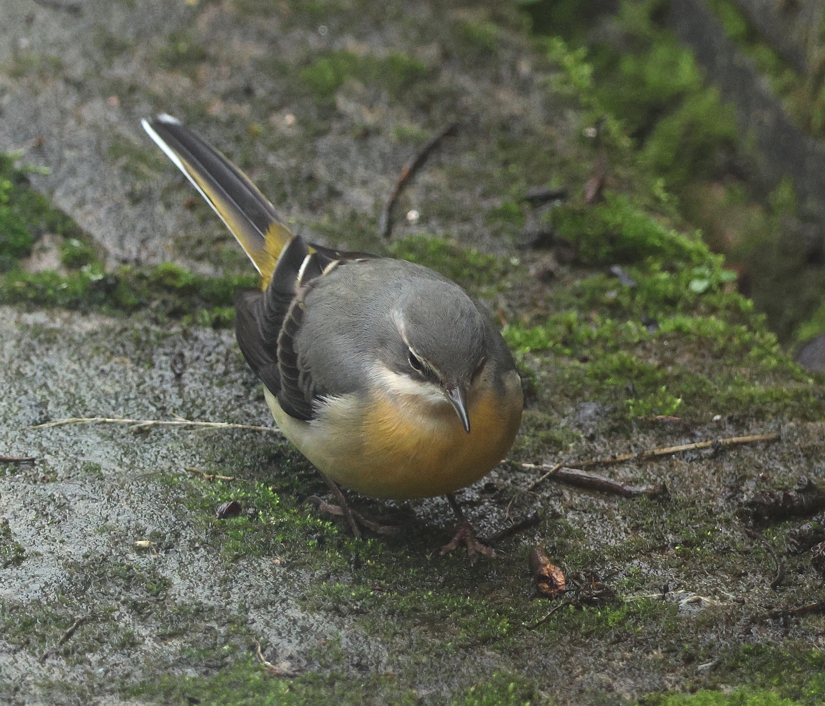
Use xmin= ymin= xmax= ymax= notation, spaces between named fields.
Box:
xmin=381 ymin=280 xmax=488 ymax=433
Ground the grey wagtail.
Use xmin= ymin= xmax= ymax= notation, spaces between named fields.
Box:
xmin=142 ymin=115 xmax=523 ymax=556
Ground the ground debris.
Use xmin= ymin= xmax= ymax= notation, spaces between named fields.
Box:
xmin=565 ymin=570 xmax=616 ymax=607
xmin=215 ymin=500 xmax=242 ymax=519
xmin=39 ymin=615 xmax=89 ymax=663
xmin=609 ymin=265 xmax=637 ymax=288
xmin=522 ymin=186 xmax=567 ymax=206
xmin=519 ymin=462 xmax=667 ymax=499
xmin=0 ymin=455 xmax=36 ymax=464
xmin=743 ymin=476 xmax=825 ymax=523
xmin=529 ymin=546 xmax=566 ymax=598
xmin=812 ymin=541 xmax=825 ymax=575
xmin=579 ymin=432 xmax=780 ymax=469
xmin=769 ymin=601 xmax=825 ymax=620
xmin=785 ymin=514 xmax=825 ymax=554
xmin=744 ymin=526 xmax=785 ymax=590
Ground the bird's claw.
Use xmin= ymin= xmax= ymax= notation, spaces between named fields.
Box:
xmin=308 ymin=495 xmax=397 ymax=537
xmin=440 ymin=521 xmax=498 ymax=559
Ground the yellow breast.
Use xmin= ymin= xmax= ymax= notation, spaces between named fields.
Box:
xmin=265 ymin=370 xmax=523 ymax=500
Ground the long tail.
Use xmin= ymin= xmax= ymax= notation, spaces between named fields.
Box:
xmin=141 ymin=114 xmax=294 ymax=284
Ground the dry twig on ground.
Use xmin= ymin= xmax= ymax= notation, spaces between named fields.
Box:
xmin=579 ymin=433 xmax=780 ymax=469
xmin=31 ymin=416 xmax=280 ymax=435
xmin=379 ymin=122 xmax=458 ymax=238
xmin=519 ymin=463 xmax=666 ymax=499
xmin=39 ymin=616 xmax=88 ymax=663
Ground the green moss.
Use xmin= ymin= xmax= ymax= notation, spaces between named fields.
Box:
xmin=640 ymin=88 xmax=737 ymax=191
xmin=502 ymin=238 xmax=818 ymax=421
xmin=0 ymin=156 xmax=36 ymax=264
xmin=299 ymin=50 xmax=429 ymax=100
xmin=59 ymin=238 xmax=97 ymax=269
xmin=6 ymin=53 xmax=64 ymax=80
xmin=460 ymin=20 xmax=500 ymax=53
xmin=454 ymin=672 xmax=540 ymax=706
xmin=187 ymin=475 xmax=341 ymax=560
xmin=487 ymin=200 xmax=526 ymax=230
xmin=393 ymin=125 xmax=431 ymax=143
xmin=0 ymin=186 xmax=34 ymax=263
xmin=654 ymin=691 xmax=801 ymax=706
xmin=0 ymin=262 xmax=257 ymax=324
xmin=131 ymin=657 xmax=425 ymax=705
xmin=703 ymin=0 xmax=825 ymax=137
xmin=554 ymin=192 xmax=710 ymax=266
xmin=388 ymin=235 xmax=516 ymax=294
xmin=156 ymin=30 xmax=209 ymax=74
xmin=0 ymin=520 xmax=25 ymax=569
xmin=695 ymin=644 xmax=825 ymax=705
xmin=150 ymin=261 xmax=198 ymax=291
xmin=0 ymin=151 xmax=90 ymax=275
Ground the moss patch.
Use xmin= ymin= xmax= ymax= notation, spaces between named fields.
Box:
xmin=0 ymin=520 xmax=25 ymax=569
xmin=0 ymin=153 xmax=86 ymax=270
xmin=299 ymin=50 xmax=430 ymax=101
xmin=388 ymin=234 xmax=519 ymax=295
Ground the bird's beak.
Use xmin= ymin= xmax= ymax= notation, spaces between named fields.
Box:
xmin=445 ymin=385 xmax=471 ymax=434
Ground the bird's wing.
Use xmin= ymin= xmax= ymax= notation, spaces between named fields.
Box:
xmin=142 ymin=114 xmax=294 ymax=284
xmin=234 ymin=235 xmax=354 ymax=421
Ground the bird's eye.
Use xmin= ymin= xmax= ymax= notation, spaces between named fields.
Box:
xmin=408 ymin=349 xmax=425 ymax=373
xmin=471 ymin=357 xmax=487 ymax=382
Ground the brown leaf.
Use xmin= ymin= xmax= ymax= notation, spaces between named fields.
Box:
xmin=529 ymin=547 xmax=566 ymax=598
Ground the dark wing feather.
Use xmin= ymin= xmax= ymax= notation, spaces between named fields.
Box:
xmin=234 ymin=289 xmax=282 ymax=397
xmin=275 ymin=298 xmax=315 ymax=420
xmin=235 ymin=234 xmax=357 ymax=422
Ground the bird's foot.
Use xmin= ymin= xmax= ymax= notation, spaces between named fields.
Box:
xmin=440 ymin=520 xmax=498 ymax=558
xmin=440 ymin=493 xmax=502 ymax=560
xmin=308 ymin=496 xmax=397 ymax=537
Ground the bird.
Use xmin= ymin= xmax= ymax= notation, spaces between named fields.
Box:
xmin=142 ymin=114 xmax=523 ymax=556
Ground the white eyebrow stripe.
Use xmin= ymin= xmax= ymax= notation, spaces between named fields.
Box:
xmin=391 ymin=310 xmax=445 ymax=380
xmin=370 ymin=364 xmax=446 ymax=406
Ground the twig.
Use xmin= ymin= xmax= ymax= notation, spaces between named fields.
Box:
xmin=0 ymin=455 xmax=36 ymax=464
xmin=525 ymin=462 xmax=563 ymax=492
xmin=513 ymin=434 xmax=776 ymax=507
xmin=745 ymin=527 xmax=785 ymax=590
xmin=485 ymin=512 xmax=541 ymax=545
xmin=379 ymin=122 xmax=458 ymax=238
xmin=184 ymin=467 xmax=253 ymax=483
xmin=506 ymin=463 xmax=561 ymax=519
xmin=39 ymin=616 xmax=88 ymax=663
xmin=519 ymin=464 xmax=666 ymax=499
xmin=254 ymin=640 xmax=298 ymax=677
xmin=524 ymin=599 xmax=571 ymax=630
xmin=254 ymin=640 xmax=277 ymax=671
xmin=30 ymin=416 xmax=281 ymax=435
xmin=769 ymin=601 xmax=825 ymax=619
xmin=579 ymin=433 xmax=780 ymax=469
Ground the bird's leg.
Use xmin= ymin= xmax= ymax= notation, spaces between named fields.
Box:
xmin=440 ymin=493 xmax=497 ymax=558
xmin=310 ymin=474 xmax=397 ymax=537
